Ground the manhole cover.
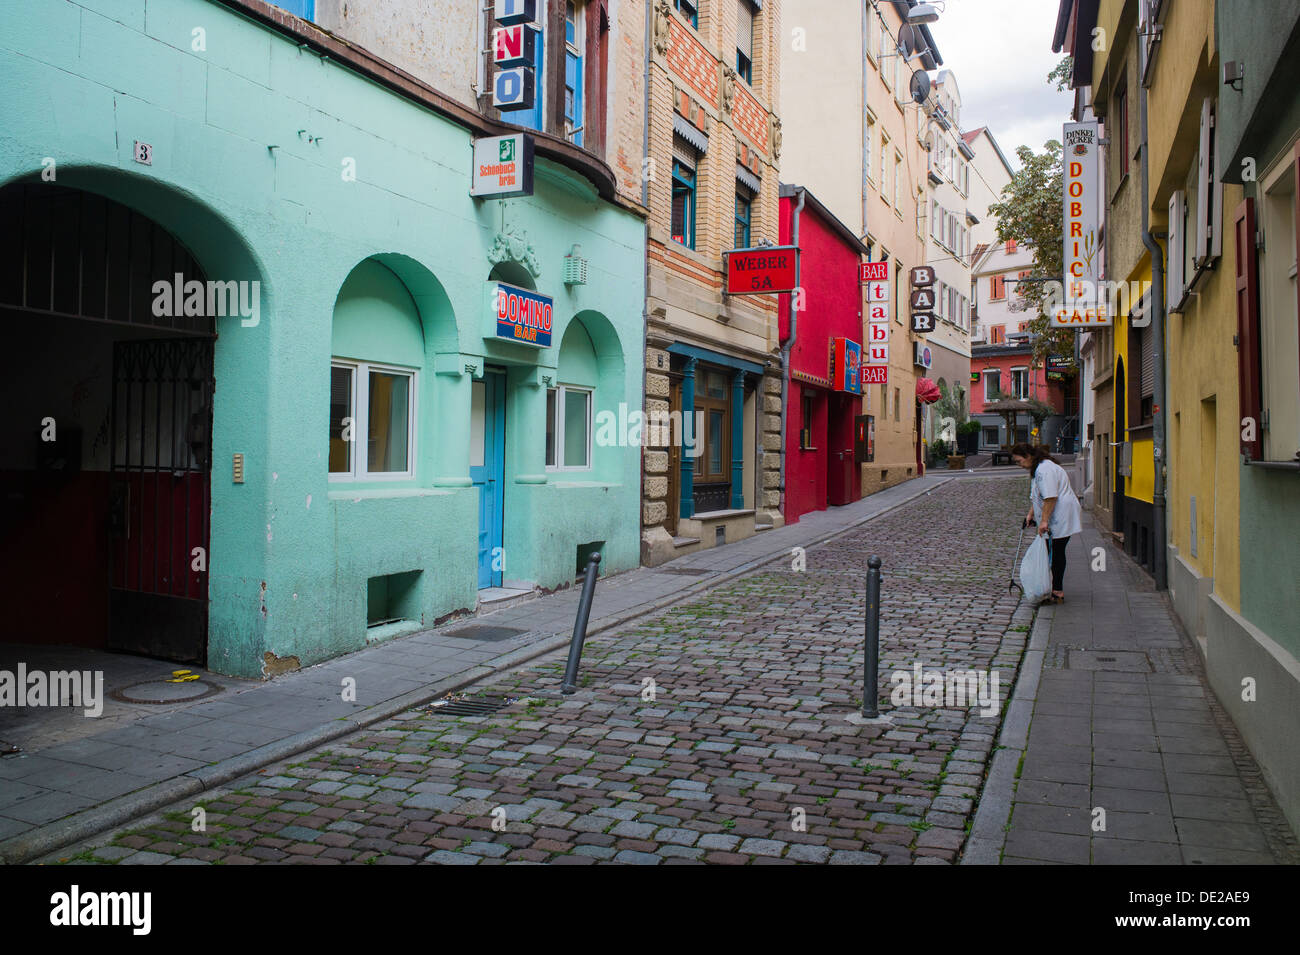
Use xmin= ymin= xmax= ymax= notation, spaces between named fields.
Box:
xmin=1067 ymin=650 xmax=1152 ymax=672
xmin=111 ymin=679 xmax=223 ymax=704
xmin=425 ymin=695 xmax=515 ymax=716
xmin=443 ymin=624 xmax=526 ymax=642
xmin=656 ymin=566 xmax=713 ymax=576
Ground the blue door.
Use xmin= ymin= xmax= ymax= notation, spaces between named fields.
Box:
xmin=472 ymin=371 xmax=506 ymax=588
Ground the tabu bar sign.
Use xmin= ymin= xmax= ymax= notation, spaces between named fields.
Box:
xmin=832 ymin=337 xmax=863 ymax=395
xmin=493 ymin=282 xmax=553 ymax=347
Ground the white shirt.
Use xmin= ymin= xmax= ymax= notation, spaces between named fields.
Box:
xmin=1031 ymin=458 xmax=1083 ymax=538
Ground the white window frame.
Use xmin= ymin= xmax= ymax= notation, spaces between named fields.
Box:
xmin=1010 ymin=366 xmax=1030 ymax=400
xmin=983 ymin=369 xmax=1000 ymax=398
xmin=865 ymin=115 xmax=876 ymax=184
xmin=328 ymin=359 xmax=418 ymax=482
xmin=546 ymin=384 xmax=594 ymax=471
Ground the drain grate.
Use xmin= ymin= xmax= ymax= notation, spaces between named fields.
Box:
xmin=1067 ymin=649 xmax=1152 ymax=672
xmin=443 ymin=625 xmax=526 ymax=642
xmin=656 ymin=566 xmax=713 ymax=576
xmin=425 ymin=695 xmax=515 ymax=716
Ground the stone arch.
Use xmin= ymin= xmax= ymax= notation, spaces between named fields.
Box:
xmin=561 ymin=309 xmax=626 ymax=481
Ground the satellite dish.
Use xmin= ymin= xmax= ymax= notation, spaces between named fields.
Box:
xmin=897 ymin=23 xmax=919 ymax=56
xmin=910 ymin=70 xmax=932 ymax=105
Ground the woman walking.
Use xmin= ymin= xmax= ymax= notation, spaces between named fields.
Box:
xmin=1010 ymin=442 xmax=1083 ymax=603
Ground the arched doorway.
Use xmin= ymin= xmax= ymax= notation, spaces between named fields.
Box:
xmin=0 ymin=182 xmax=215 ymax=663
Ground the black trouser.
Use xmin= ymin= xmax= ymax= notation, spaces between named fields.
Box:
xmin=1050 ymin=535 xmax=1070 ymax=592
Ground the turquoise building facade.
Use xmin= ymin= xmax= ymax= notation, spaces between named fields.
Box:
xmin=0 ymin=0 xmax=645 ymax=677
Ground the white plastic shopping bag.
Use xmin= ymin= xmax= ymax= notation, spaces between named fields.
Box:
xmin=1019 ymin=535 xmax=1052 ymax=601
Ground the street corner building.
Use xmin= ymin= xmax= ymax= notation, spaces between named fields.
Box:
xmin=776 ymin=186 xmax=871 ymax=523
xmin=779 ymin=0 xmax=947 ymax=493
xmin=638 ymin=0 xmax=787 ymax=566
xmin=1055 ymin=0 xmax=1300 ymax=832
xmin=0 ymin=0 xmax=647 ymax=677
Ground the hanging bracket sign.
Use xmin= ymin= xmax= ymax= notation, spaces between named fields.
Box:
xmin=471 ymin=133 xmax=534 ymax=199
xmin=725 ymin=245 xmax=800 ymax=294
xmin=488 ymin=281 xmax=553 ymax=347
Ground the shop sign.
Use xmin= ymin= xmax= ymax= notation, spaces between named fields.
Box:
xmin=832 ymin=338 xmax=863 ymax=395
xmin=863 ymin=260 xmax=890 ymax=369
xmin=492 ymin=0 xmax=539 ymax=112
xmin=471 ymin=134 xmax=534 ymax=198
xmin=862 ymin=365 xmax=889 ymax=386
xmin=860 ymin=262 xmax=889 ymax=283
xmin=911 ymin=312 xmax=935 ymax=333
xmin=908 ymin=266 xmax=935 ymax=287
xmin=914 ymin=342 xmax=933 ymax=369
xmin=1058 ymin=120 xmax=1110 ymax=326
xmin=491 ymin=281 xmax=552 ymax=347
xmin=725 ymin=246 xmax=799 ymax=294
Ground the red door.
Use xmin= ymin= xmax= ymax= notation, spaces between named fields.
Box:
xmin=826 ymin=395 xmax=858 ymax=506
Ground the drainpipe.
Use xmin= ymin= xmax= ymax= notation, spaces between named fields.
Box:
xmin=1138 ymin=66 xmax=1168 ymax=590
xmin=778 ymin=187 xmax=806 ymax=513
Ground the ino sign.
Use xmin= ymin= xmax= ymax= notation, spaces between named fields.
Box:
xmin=492 ymin=0 xmax=539 ymax=112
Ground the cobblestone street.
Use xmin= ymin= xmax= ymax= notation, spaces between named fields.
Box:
xmin=55 ymin=477 xmax=1030 ymax=865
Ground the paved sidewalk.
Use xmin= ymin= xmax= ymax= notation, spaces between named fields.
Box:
xmin=964 ymin=517 xmax=1300 ymax=865
xmin=0 ymin=472 xmax=952 ymax=863
xmin=49 ymin=474 xmax=1029 ymax=866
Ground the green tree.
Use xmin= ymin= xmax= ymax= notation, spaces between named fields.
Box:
xmin=985 ymin=139 xmax=1078 ymax=370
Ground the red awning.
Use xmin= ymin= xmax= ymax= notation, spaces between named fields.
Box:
xmin=916 ymin=377 xmax=941 ymax=404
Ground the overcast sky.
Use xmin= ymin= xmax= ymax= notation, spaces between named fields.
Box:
xmin=927 ymin=0 xmax=1074 ymax=168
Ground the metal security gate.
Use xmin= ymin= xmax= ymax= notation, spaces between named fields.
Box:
xmin=109 ymin=338 xmax=215 ymax=663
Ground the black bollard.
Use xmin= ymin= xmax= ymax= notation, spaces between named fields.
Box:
xmin=560 ymin=552 xmax=601 ymax=694
xmin=862 ymin=555 xmax=882 ymax=718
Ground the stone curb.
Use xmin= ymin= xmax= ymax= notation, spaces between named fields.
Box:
xmin=960 ymin=600 xmax=1050 ymax=865
xmin=5 ymin=473 xmax=955 ymax=865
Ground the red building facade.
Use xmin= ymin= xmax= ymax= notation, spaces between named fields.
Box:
xmin=778 ymin=186 xmax=869 ymax=524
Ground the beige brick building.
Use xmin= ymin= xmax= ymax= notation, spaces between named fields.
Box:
xmin=780 ymin=0 xmax=941 ymax=492
xmin=639 ymin=0 xmax=786 ymax=565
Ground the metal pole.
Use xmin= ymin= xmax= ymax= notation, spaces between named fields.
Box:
xmin=560 ymin=552 xmax=601 ymax=694
xmin=862 ymin=555 xmax=882 ymax=718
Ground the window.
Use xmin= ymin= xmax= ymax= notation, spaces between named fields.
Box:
xmin=329 ymin=361 xmax=415 ymax=481
xmin=672 ymin=138 xmax=698 ymax=249
xmin=893 ymin=387 xmax=901 ymax=422
xmin=507 ymin=8 xmax=547 ymax=134
xmin=865 ymin=117 xmax=875 ymax=183
xmin=1114 ymin=79 xmax=1129 ymax=178
xmin=674 ymin=0 xmax=698 ymax=28
xmin=1011 ymin=367 xmax=1029 ymax=400
xmin=990 ymin=325 xmax=1006 ymax=344
xmin=696 ymin=367 xmax=732 ymax=484
xmin=800 ymin=393 xmax=815 ymax=449
xmin=272 ymin=0 xmax=315 ymax=20
xmin=736 ymin=0 xmax=755 ymax=84
xmin=990 ymin=275 xmax=1006 ymax=300
xmin=1018 ymin=321 xmax=1029 ymax=333
xmin=983 ymin=369 xmax=1000 ymax=398
xmin=546 ymin=385 xmax=592 ymax=470
xmin=893 ymin=152 xmax=902 ymax=210
xmin=1252 ymin=154 xmax=1300 ymax=463
xmin=880 ymin=135 xmax=890 ymax=202
xmin=564 ymin=1 xmax=585 ymax=146
xmin=734 ymin=184 xmax=753 ymax=248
